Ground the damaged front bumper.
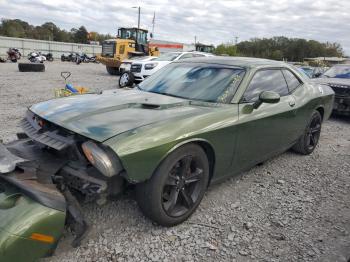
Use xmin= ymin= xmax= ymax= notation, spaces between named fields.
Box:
xmin=0 ymin=139 xmax=90 ymax=261
xmin=0 ymin=177 xmax=66 ymax=262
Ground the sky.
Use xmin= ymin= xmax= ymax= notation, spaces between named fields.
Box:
xmin=0 ymin=0 xmax=349 ymax=55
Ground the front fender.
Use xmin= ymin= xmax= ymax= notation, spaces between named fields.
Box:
xmin=103 ymin=106 xmax=239 ymax=183
xmin=109 ymin=138 xmax=214 ymax=184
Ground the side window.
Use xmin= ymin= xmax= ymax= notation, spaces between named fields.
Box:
xmin=193 ymin=53 xmax=205 ymax=57
xmin=282 ymin=69 xmax=301 ymax=92
xmin=119 ymin=45 xmax=125 ymax=55
xmin=178 ymin=53 xmax=193 ymax=60
xmin=243 ymin=69 xmax=289 ymax=102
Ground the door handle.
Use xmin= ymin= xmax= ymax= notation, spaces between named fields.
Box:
xmin=289 ymin=100 xmax=296 ymax=107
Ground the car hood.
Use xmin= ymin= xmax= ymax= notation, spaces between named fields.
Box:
xmin=143 ymin=60 xmax=171 ymax=68
xmin=29 ymin=89 xmax=210 ymax=142
xmin=311 ymin=77 xmax=350 ymax=87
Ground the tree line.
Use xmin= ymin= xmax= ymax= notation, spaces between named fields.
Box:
xmin=1 ymin=19 xmax=344 ymax=61
xmin=0 ymin=19 xmax=113 ymax=44
xmin=214 ymin=36 xmax=344 ymax=61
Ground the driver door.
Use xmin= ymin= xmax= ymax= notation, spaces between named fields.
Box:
xmin=232 ymin=69 xmax=297 ymax=173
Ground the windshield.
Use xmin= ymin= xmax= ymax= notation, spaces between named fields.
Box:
xmin=138 ymin=63 xmax=245 ymax=103
xmin=154 ymin=52 xmax=181 ymax=61
xmin=323 ymin=65 xmax=350 ymax=79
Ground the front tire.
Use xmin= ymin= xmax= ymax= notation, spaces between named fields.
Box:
xmin=292 ymin=110 xmax=322 ymax=155
xmin=136 ymin=144 xmax=209 ymax=226
xmin=119 ymin=72 xmax=134 ymax=88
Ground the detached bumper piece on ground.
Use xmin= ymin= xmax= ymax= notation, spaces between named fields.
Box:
xmin=0 ymin=138 xmax=88 ymax=262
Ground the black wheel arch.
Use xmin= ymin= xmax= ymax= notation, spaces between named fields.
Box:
xmin=192 ymin=141 xmax=216 ymax=186
xmin=315 ymin=106 xmax=324 ymax=121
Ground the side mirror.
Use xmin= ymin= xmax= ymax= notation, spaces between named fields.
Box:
xmin=253 ymin=91 xmax=280 ymax=109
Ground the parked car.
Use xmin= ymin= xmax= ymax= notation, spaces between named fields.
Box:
xmin=119 ymin=56 xmax=158 ymax=87
xmin=120 ymin=56 xmax=157 ymax=73
xmin=311 ymin=64 xmax=350 ymax=115
xmin=0 ymin=57 xmax=334 ymax=261
xmin=297 ymin=66 xmax=326 ymax=78
xmin=129 ymin=51 xmax=213 ymax=83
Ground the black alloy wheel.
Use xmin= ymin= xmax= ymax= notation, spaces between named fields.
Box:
xmin=292 ymin=110 xmax=322 ymax=155
xmin=136 ymin=144 xmax=209 ymax=226
xmin=118 ymin=72 xmax=134 ymax=88
xmin=162 ymin=155 xmax=204 ymax=217
xmin=305 ymin=114 xmax=321 ymax=151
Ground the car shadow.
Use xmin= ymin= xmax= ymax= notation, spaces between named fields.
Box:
xmin=330 ymin=114 xmax=350 ymax=124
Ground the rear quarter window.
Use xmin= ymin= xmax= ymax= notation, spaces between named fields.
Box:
xmin=282 ymin=69 xmax=302 ymax=92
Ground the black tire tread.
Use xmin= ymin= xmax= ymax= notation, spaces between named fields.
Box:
xmin=18 ymin=63 xmax=45 ymax=72
xmin=292 ymin=110 xmax=322 ymax=155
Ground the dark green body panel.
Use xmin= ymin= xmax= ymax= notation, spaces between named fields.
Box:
xmin=29 ymin=58 xmax=334 ymax=184
xmin=104 ymin=104 xmax=240 ymax=182
xmin=105 ymin=64 xmax=334 ymax=183
xmin=0 ymin=180 xmax=65 ymax=262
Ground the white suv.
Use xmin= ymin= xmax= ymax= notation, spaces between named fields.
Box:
xmin=130 ymin=51 xmax=213 ymax=82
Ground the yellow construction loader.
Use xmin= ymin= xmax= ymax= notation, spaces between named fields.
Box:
xmin=97 ymin=27 xmax=160 ymax=75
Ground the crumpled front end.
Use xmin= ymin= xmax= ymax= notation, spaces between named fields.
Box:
xmin=0 ymin=143 xmax=66 ymax=262
xmin=0 ymin=106 xmax=130 ymax=260
xmin=0 ymin=178 xmax=65 ymax=262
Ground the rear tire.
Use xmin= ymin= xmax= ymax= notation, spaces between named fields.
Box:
xmin=18 ymin=63 xmax=45 ymax=72
xmin=106 ymin=66 xmax=120 ymax=75
xmin=136 ymin=144 xmax=209 ymax=226
xmin=119 ymin=72 xmax=134 ymax=88
xmin=292 ymin=110 xmax=322 ymax=155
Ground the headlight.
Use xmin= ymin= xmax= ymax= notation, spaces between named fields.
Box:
xmin=81 ymin=141 xmax=123 ymax=177
xmin=144 ymin=63 xmax=158 ymax=70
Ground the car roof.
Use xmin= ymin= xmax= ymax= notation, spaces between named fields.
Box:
xmin=174 ymin=56 xmax=289 ymax=68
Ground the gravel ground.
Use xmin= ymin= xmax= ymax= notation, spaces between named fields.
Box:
xmin=0 ymin=61 xmax=349 ymax=262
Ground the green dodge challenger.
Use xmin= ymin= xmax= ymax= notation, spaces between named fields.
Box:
xmin=0 ymin=57 xmax=334 ymax=261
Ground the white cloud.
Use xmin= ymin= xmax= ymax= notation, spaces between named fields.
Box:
xmin=0 ymin=0 xmax=349 ymax=54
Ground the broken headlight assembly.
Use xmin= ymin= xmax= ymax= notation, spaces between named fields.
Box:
xmin=81 ymin=141 xmax=122 ymax=177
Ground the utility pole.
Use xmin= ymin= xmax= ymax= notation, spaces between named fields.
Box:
xmin=151 ymin=11 xmax=155 ymax=38
xmin=234 ymin=36 xmax=239 ymax=45
xmin=194 ymin=36 xmax=197 ymax=44
xmin=132 ymin=6 xmax=141 ymax=43
xmin=137 ymin=6 xmax=140 ymax=31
